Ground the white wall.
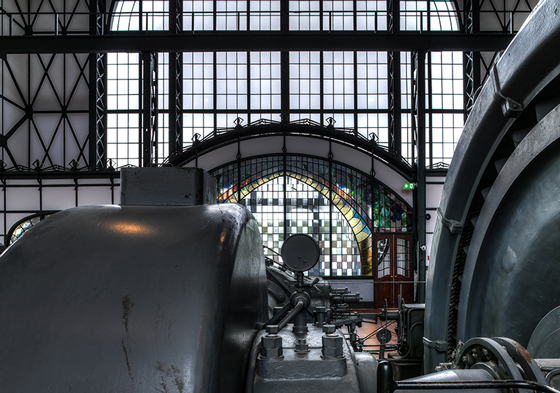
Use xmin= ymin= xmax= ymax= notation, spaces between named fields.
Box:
xmin=426 ymin=176 xmax=445 ymax=264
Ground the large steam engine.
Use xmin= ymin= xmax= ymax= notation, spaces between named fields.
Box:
xmin=3 ymin=0 xmax=560 ymax=391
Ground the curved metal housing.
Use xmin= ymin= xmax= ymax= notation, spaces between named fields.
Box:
xmin=425 ymin=0 xmax=560 ymax=372
xmin=0 ymin=203 xmax=268 ymax=392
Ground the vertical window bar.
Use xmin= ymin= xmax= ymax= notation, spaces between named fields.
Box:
xmin=426 ymin=53 xmax=432 ymax=168
xmin=142 ymin=52 xmax=151 ymax=166
xmin=246 ymin=0 xmax=250 ymax=31
xmin=353 ymin=50 xmax=358 ymax=137
xmin=139 ymin=0 xmax=143 ymax=31
xmin=319 ymin=0 xmax=323 ymax=31
xmin=391 ymin=51 xmax=402 ymax=155
xmin=281 ymin=50 xmax=289 ymax=120
xmin=281 ymin=0 xmax=288 ymax=33
xmin=283 ymin=154 xmax=287 ymax=248
xmin=213 ymin=0 xmax=217 ymax=31
xmin=328 ymin=150 xmax=333 ymax=276
xmin=247 ymin=50 xmax=250 ymax=113
xmin=427 ymin=0 xmax=431 ymax=31
xmin=353 ymin=0 xmax=357 ymax=31
xmin=151 ymin=52 xmax=159 ymax=164
xmin=213 ymin=51 xmax=217 ymax=141
xmin=320 ymin=51 xmax=324 ymax=120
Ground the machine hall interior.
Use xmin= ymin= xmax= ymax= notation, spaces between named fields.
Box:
xmin=2 ymin=0 xmax=560 ymax=391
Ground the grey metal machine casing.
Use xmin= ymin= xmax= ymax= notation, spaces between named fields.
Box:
xmin=0 ymin=168 xmax=268 ymax=392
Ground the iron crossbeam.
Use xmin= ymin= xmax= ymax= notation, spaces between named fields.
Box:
xmin=0 ymin=32 xmax=515 ymax=54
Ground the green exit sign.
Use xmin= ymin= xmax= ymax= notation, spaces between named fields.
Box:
xmin=403 ymin=183 xmax=416 ymax=190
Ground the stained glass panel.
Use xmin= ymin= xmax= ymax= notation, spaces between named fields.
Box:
xmin=377 ymin=238 xmax=391 ymax=278
xmin=9 ymin=214 xmax=51 ymax=245
xmin=212 ymin=155 xmax=412 ymax=277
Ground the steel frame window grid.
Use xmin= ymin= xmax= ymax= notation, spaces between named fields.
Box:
xmin=99 ymin=0 xmax=474 ymax=168
xmin=106 ymin=53 xmax=142 ymax=168
xmin=183 ymin=0 xmax=282 ymax=31
xmin=181 ymin=51 xmax=282 ymax=145
xmin=289 ymin=50 xmax=389 ymax=145
xmin=426 ymin=51 xmax=464 ymax=168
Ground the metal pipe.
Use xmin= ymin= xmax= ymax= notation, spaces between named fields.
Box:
xmin=263 ymin=301 xmax=291 ymax=327
xmin=396 ymin=381 xmax=560 ymax=393
xmin=277 ymin=299 xmax=305 ymax=331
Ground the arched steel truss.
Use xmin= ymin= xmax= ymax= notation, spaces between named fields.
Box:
xmin=168 ymin=118 xmax=413 ymax=178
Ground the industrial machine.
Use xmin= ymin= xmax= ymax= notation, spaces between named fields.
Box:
xmin=3 ymin=0 xmax=560 ymax=391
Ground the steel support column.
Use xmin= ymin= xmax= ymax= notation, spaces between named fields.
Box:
xmin=388 ymin=0 xmax=401 ymax=155
xmin=464 ymin=0 xmax=481 ymax=117
xmin=88 ymin=0 xmax=106 ymax=169
xmin=169 ymin=0 xmax=183 ymax=155
xmin=414 ymin=50 xmax=427 ymax=303
xmin=142 ymin=52 xmax=158 ymax=167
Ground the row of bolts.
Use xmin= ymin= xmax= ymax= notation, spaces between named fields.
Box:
xmin=261 ymin=323 xmax=344 ymax=359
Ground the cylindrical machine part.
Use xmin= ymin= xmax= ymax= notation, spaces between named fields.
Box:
xmin=0 ymin=202 xmax=268 ymax=393
xmin=405 ymin=369 xmax=499 ymax=382
xmin=331 ymin=293 xmax=361 ymax=304
xmin=289 ymin=291 xmax=311 ymax=334
xmin=396 ymin=370 xmax=505 ymax=393
xmin=277 ymin=300 xmax=305 ymax=331
xmin=425 ymin=0 xmax=560 ymax=372
xmin=315 ymin=306 xmax=326 ymax=327
xmin=380 ymin=310 xmax=400 ymax=321
xmin=293 ymin=307 xmax=308 ymax=335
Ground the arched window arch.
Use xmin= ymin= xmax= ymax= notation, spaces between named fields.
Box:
xmin=400 ymin=0 xmax=461 ymax=31
xmin=212 ymin=155 xmax=411 ymax=277
xmin=110 ymin=0 xmax=169 ymax=31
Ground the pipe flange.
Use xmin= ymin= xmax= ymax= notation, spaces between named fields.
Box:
xmin=492 ymin=337 xmax=547 ymax=384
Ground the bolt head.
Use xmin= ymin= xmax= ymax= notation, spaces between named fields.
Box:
xmin=322 ymin=346 xmax=343 ymax=358
xmin=266 ymin=325 xmax=279 ymax=334
xmin=323 ymin=324 xmax=336 ymax=334
xmin=261 ymin=346 xmax=283 ymax=358
xmin=323 ymin=335 xmax=343 ymax=348
xmin=262 ymin=335 xmax=282 ymax=348
xmin=295 ymin=339 xmax=309 ymax=352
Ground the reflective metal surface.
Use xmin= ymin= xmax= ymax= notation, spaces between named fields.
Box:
xmin=426 ymin=0 xmax=560 ymax=373
xmin=0 ymin=203 xmax=267 ymax=392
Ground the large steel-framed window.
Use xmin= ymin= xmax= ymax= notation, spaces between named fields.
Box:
xmin=106 ymin=0 xmax=465 ymax=169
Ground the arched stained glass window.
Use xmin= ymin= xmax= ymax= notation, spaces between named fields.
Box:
xmin=7 ymin=213 xmax=52 ymax=245
xmin=212 ymin=155 xmax=412 ymax=277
